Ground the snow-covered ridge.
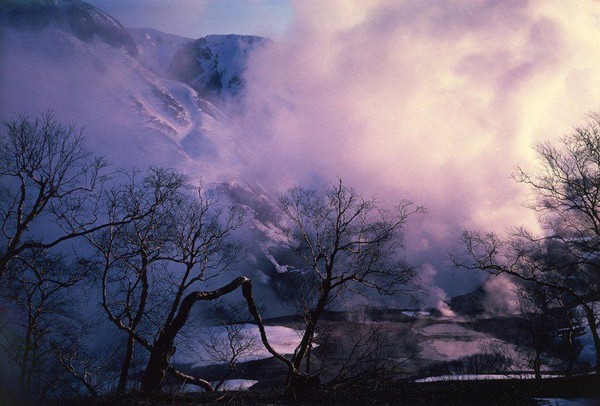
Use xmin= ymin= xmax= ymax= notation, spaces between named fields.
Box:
xmin=2 ymin=0 xmax=137 ymax=56
xmin=0 ymin=1 xmax=268 ymax=169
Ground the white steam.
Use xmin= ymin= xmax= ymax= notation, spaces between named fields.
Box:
xmin=483 ymin=274 xmax=519 ymax=316
xmin=419 ymin=264 xmax=455 ymax=316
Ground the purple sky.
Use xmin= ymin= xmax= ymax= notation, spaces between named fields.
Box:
xmin=85 ymin=0 xmax=293 ymax=39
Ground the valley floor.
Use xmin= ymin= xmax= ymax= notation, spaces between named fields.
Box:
xmin=39 ymin=375 xmax=600 ymax=406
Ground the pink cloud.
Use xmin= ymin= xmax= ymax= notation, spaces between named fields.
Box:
xmin=228 ymin=0 xmax=600 ymax=295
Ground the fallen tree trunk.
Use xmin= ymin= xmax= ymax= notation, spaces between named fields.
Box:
xmin=140 ymin=276 xmax=299 ymax=395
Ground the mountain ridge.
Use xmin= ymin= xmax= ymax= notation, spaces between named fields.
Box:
xmin=2 ymin=0 xmax=138 ymax=56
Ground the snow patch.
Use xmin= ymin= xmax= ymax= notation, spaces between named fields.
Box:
xmin=402 ymin=310 xmax=431 ymax=318
xmin=534 ymin=398 xmax=596 ymax=406
xmin=181 ymin=379 xmax=258 ymax=393
xmin=415 ymin=323 xmax=514 ymax=362
xmin=174 ymin=324 xmax=302 ymax=368
xmin=216 ymin=379 xmax=258 ymax=391
xmin=416 ymin=374 xmax=561 ymax=382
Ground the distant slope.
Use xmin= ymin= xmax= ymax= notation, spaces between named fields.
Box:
xmin=449 ymin=286 xmax=487 ymax=316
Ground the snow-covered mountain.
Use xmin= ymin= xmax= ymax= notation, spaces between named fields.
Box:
xmin=129 ymin=28 xmax=268 ymax=101
xmin=0 ymin=0 xmax=265 ymax=170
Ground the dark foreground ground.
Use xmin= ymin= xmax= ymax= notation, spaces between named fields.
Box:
xmin=23 ymin=374 xmax=600 ymax=406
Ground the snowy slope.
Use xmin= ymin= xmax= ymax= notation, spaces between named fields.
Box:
xmin=0 ymin=1 xmax=228 ymax=170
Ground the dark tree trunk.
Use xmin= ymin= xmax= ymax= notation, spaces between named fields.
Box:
xmin=284 ymin=284 xmax=330 ymax=398
xmin=140 ymin=333 xmax=176 ymax=395
xmin=564 ymin=315 xmax=576 ymax=377
xmin=291 ymin=284 xmax=330 ymax=372
xmin=1 ymin=229 xmax=24 ymax=280
xmin=533 ymin=350 xmax=542 ymax=380
xmin=214 ymin=365 xmax=235 ymax=392
xmin=140 ymin=276 xmax=297 ymax=396
xmin=582 ymin=304 xmax=600 ymax=375
xmin=140 ymin=277 xmax=250 ymax=395
xmin=285 ymin=373 xmax=320 ymax=400
xmin=20 ymin=319 xmax=34 ymax=398
xmin=117 ymin=335 xmax=135 ymax=394
xmin=305 ymin=335 xmax=312 ymax=374
xmin=118 ymin=265 xmax=149 ymax=394
xmin=0 ymin=256 xmax=9 ymax=280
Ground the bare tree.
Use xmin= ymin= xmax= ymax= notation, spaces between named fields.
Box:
xmin=83 ymin=177 xmax=277 ymax=395
xmin=0 ymin=111 xmax=167 ymax=284
xmin=275 ymin=179 xmax=423 ymax=396
xmin=0 ymin=111 xmax=111 ymax=279
xmin=139 ymin=188 xmax=247 ymax=394
xmin=514 ymin=284 xmax=586 ymax=378
xmin=514 ymin=114 xmax=600 ymax=262
xmin=50 ymin=320 xmax=105 ymax=398
xmin=513 ymin=114 xmax=600 ymax=373
xmin=87 ymin=168 xmax=186 ymax=394
xmin=455 ymin=114 xmax=600 ymax=375
xmin=139 ymin=275 xmax=295 ymax=395
xmin=515 ymin=283 xmax=555 ymax=379
xmin=0 ymin=249 xmax=88 ymax=400
xmin=84 ymin=171 xmax=295 ymax=396
xmin=272 ymin=269 xmax=323 ymax=375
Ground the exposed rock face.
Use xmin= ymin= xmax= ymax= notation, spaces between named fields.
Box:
xmin=168 ymin=34 xmax=268 ymax=100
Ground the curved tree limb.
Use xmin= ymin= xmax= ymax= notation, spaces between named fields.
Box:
xmin=141 ymin=276 xmax=296 ymax=395
xmin=166 ymin=365 xmax=213 ymax=392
